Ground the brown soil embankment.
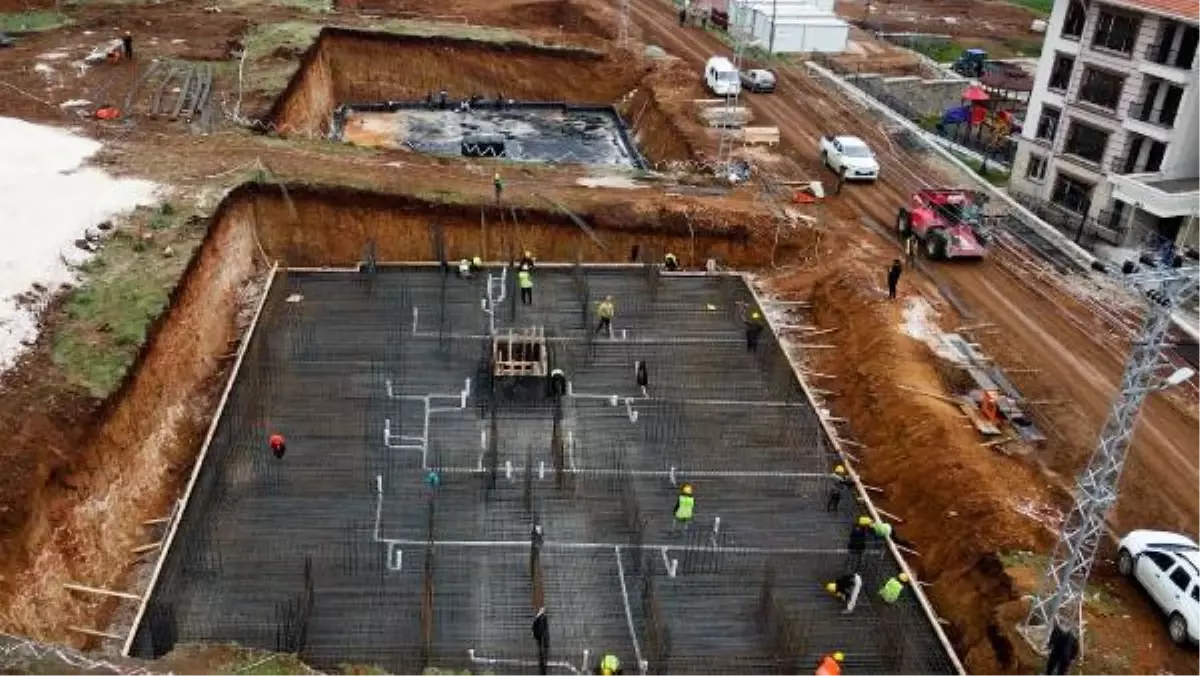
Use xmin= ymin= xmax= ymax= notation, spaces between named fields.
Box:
xmin=0 ymin=208 xmax=263 ymax=640
xmin=0 ymin=179 xmax=796 ymax=642
xmin=805 ymin=269 xmax=1058 ymax=674
xmin=232 ymin=183 xmax=799 ymax=266
xmin=270 ymin=27 xmax=645 ymax=134
xmin=619 ymin=64 xmax=709 ymax=164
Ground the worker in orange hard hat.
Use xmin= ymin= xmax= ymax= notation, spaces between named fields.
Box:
xmin=815 ymin=651 xmax=844 ymax=675
xmin=269 ymin=433 xmax=287 ymax=459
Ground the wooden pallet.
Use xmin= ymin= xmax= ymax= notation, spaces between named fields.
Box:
xmin=493 ymin=326 xmax=548 ymax=377
xmin=740 ymin=126 xmax=780 ymax=146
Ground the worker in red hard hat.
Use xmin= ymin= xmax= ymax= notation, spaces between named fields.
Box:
xmin=269 ymin=433 xmax=287 ymax=459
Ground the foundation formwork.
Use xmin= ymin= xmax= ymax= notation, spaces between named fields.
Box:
xmin=130 ymin=267 xmax=957 ymax=674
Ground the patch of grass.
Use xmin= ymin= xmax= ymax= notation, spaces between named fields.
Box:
xmin=956 ymin=153 xmax=1010 ymax=187
xmin=51 ymin=208 xmax=204 ymax=399
xmin=1007 ymin=0 xmax=1053 ymax=17
xmin=0 ymin=10 xmax=69 ymax=32
xmin=1000 ymin=36 xmax=1045 ymax=58
xmin=242 ymin=21 xmax=322 ymax=93
xmin=339 ymin=664 xmax=389 ymax=675
xmin=373 ymin=18 xmax=576 ymax=48
xmin=219 ymin=652 xmax=315 ymax=675
xmin=908 ymin=38 xmax=967 ymax=64
xmin=999 ymin=550 xmax=1047 ymax=568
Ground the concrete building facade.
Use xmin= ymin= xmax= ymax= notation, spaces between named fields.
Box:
xmin=1008 ymin=0 xmax=1199 ymax=252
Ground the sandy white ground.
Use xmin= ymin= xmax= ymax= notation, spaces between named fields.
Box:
xmin=0 ymin=116 xmax=158 ymax=373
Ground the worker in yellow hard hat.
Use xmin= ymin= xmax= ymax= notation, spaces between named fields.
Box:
xmin=826 ymin=463 xmax=853 ymax=512
xmin=742 ymin=305 xmax=764 ymax=352
xmin=815 ymin=651 xmax=844 ymax=675
xmin=519 ymin=249 xmax=536 ymax=271
xmin=596 ymin=653 xmax=622 ymax=675
xmin=673 ymin=483 xmax=695 ymax=535
xmin=824 ymin=572 xmax=862 ymax=614
xmin=471 ymin=255 xmax=483 ymax=272
xmin=664 ymin=252 xmax=680 ymax=271
xmin=879 ymin=572 xmax=910 ymax=604
xmin=493 ymin=172 xmax=503 ymax=203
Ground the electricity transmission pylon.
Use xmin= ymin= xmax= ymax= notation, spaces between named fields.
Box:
xmin=1019 ymin=265 xmax=1200 ymax=651
xmin=716 ymin=6 xmax=750 ymax=178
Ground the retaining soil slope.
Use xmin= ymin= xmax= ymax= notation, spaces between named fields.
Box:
xmin=0 ymin=206 xmax=264 ymax=640
xmin=0 ymin=182 xmax=802 ymax=642
xmin=805 ymin=269 xmax=1057 ymax=674
xmin=231 ymin=183 xmax=798 ymax=266
xmin=270 ymin=27 xmax=646 ymax=134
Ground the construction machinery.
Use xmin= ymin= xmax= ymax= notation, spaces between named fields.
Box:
xmin=896 ymin=188 xmax=989 ymax=260
xmin=951 ymin=48 xmax=988 ymax=78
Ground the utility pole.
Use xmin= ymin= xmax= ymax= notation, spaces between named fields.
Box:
xmin=768 ymin=0 xmax=777 ymax=56
xmin=1019 ymin=266 xmax=1199 ymax=655
xmin=716 ymin=2 xmax=749 ymax=179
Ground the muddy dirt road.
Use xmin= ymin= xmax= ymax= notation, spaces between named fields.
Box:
xmin=628 ymin=0 xmax=1198 ymax=530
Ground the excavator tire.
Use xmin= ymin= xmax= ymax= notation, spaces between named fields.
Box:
xmin=896 ymin=208 xmax=911 ymax=237
xmin=926 ymin=232 xmax=948 ymax=260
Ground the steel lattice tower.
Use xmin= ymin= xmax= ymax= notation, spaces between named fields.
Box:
xmin=716 ymin=5 xmax=749 ymax=177
xmin=1019 ymin=267 xmax=1200 ymax=651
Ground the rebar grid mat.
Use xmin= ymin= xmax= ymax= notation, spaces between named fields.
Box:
xmin=133 ymin=268 xmax=956 ymax=674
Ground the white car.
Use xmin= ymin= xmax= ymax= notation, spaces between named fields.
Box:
xmin=819 ymin=134 xmax=879 ymax=181
xmin=1117 ymin=529 xmax=1200 ymax=645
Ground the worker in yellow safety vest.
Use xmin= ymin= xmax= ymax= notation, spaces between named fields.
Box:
xmin=673 ymin=483 xmax=695 ymax=534
xmin=879 ymin=572 xmax=909 ymax=604
xmin=518 ymin=268 xmax=534 ymax=305
xmin=596 ymin=653 xmax=622 ymax=675
xmin=595 ymin=295 xmax=615 ymax=338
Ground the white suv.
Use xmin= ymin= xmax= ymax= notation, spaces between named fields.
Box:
xmin=1117 ymin=530 xmax=1200 ymax=645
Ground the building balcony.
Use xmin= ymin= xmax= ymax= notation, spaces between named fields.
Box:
xmin=1144 ymin=41 xmax=1196 ymax=70
xmin=1128 ymin=100 xmax=1178 ymax=128
xmin=1110 ymin=172 xmax=1200 ymax=219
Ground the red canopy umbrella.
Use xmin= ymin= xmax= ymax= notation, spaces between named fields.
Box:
xmin=962 ymin=84 xmax=991 ymax=102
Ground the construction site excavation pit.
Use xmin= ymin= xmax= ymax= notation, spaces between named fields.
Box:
xmin=125 ymin=260 xmax=960 ymax=674
xmin=337 ymin=103 xmax=647 ymax=168
xmin=269 ymin=28 xmax=647 ymax=141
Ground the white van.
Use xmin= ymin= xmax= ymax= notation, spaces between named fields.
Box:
xmin=704 ymin=56 xmax=740 ymax=96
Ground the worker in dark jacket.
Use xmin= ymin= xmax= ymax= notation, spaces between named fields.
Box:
xmin=1044 ymin=622 xmax=1079 ymax=675
xmin=122 ymin=31 xmax=133 ymax=60
xmin=743 ymin=307 xmax=765 ymax=352
xmin=664 ymin=252 xmax=680 ymax=271
xmin=549 ymin=368 xmax=567 ymax=396
xmin=531 ymin=607 xmax=549 ymax=675
xmin=886 ymin=259 xmax=903 ymax=299
xmin=846 ymin=515 xmax=870 ymax=571
xmin=269 ymin=433 xmax=287 ymax=459
xmin=826 ymin=464 xmax=853 ymax=512
xmin=825 ymin=572 xmax=863 ymax=614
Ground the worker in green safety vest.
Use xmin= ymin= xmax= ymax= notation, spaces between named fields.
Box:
xmin=673 ymin=483 xmax=695 ymax=534
xmin=518 ymin=267 xmax=533 ymax=305
xmin=879 ymin=572 xmax=909 ymax=604
xmin=596 ymin=653 xmax=622 ymax=675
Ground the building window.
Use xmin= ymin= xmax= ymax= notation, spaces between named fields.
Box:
xmin=1036 ymin=106 xmax=1061 ymax=143
xmin=1093 ymin=10 xmax=1140 ymax=55
xmin=1077 ymin=67 xmax=1124 ymax=109
xmin=1063 ymin=120 xmax=1109 ymax=164
xmin=1148 ymin=22 xmax=1199 ymax=69
xmin=1131 ymin=79 xmax=1185 ymax=127
xmin=1026 ymin=154 xmax=1048 ymax=181
xmin=1051 ymin=174 xmax=1094 ymax=213
xmin=1062 ymin=0 xmax=1086 ymax=39
xmin=1048 ymin=54 xmax=1075 ymax=91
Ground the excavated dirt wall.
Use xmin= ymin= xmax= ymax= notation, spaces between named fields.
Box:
xmin=270 ymin=27 xmax=645 ymax=135
xmin=0 ymin=181 xmax=794 ymax=641
xmin=806 ymin=271 xmax=1056 ymax=674
xmin=0 ymin=204 xmax=263 ymax=641
xmin=238 ymin=184 xmax=793 ymax=266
